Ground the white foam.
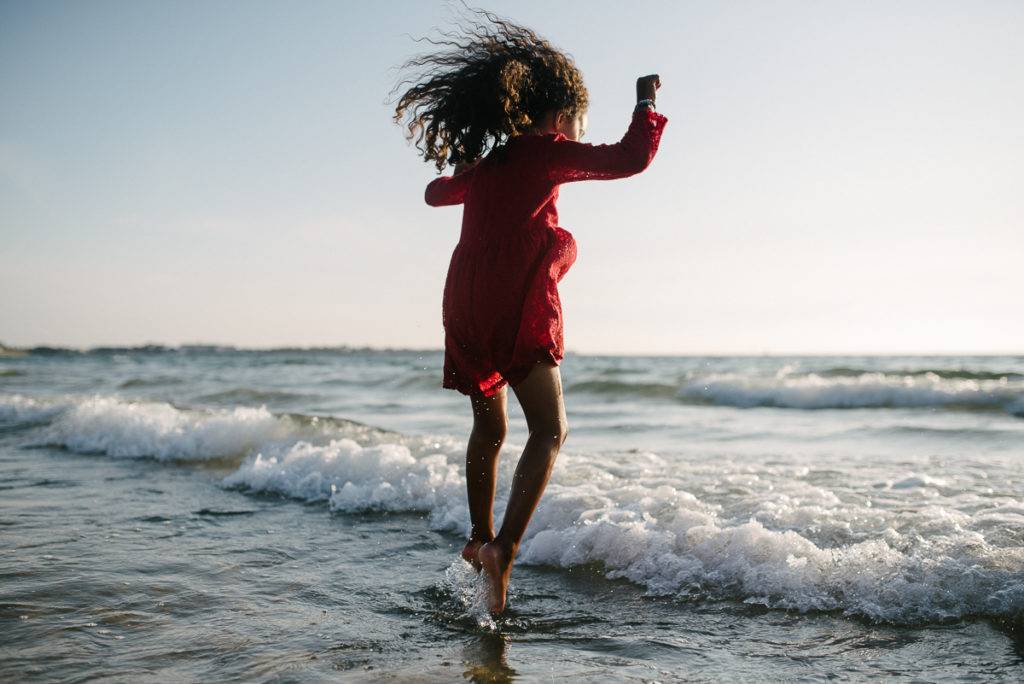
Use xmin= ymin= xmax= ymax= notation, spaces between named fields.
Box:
xmin=12 ymin=391 xmax=1023 ymax=624
xmin=887 ymin=474 xmax=949 ymax=489
xmin=0 ymin=393 xmax=71 ymax=425
xmin=224 ymin=433 xmax=1024 ymax=624
xmin=33 ymin=394 xmax=302 ymax=460
xmin=222 ymin=437 xmax=466 ymax=525
xmin=679 ymin=372 xmax=1024 ymax=415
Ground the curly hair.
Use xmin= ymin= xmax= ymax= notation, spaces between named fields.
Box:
xmin=390 ymin=4 xmax=589 ymax=172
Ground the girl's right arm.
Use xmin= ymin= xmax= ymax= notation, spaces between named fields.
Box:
xmin=424 ymin=160 xmax=479 ymax=206
xmin=545 ymin=75 xmax=668 ymax=185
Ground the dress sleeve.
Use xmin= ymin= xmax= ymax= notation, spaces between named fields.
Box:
xmin=424 ymin=166 xmax=478 ymax=206
xmin=545 ymin=107 xmax=668 ymax=185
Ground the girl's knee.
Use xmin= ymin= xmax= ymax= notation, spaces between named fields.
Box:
xmin=530 ymin=419 xmax=568 ymax=449
xmin=472 ymin=416 xmax=508 ymax=445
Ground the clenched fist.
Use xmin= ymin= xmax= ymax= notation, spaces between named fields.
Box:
xmin=636 ymin=74 xmax=662 ymax=104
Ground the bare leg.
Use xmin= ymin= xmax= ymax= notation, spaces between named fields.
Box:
xmin=479 ymin=362 xmax=568 ymax=613
xmin=462 ymin=386 xmax=508 ymax=570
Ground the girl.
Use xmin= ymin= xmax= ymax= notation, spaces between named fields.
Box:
xmin=393 ymin=9 xmax=667 ymax=614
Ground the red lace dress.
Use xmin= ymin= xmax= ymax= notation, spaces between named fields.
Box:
xmin=425 ymin=107 xmax=669 ymax=397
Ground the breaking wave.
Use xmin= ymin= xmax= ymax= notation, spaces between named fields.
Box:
xmin=569 ymin=370 xmax=1024 ymax=416
xmin=678 ymin=372 xmax=1024 ymax=415
xmin=224 ymin=434 xmax=1024 ymax=624
xmin=5 ymin=391 xmax=1023 ymax=625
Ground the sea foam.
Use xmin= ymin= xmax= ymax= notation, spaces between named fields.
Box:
xmin=7 ymin=393 xmax=307 ymax=460
xmin=8 ymin=391 xmax=1024 ymax=624
xmin=0 ymin=393 xmax=72 ymax=425
xmin=677 ymin=371 xmax=1024 ymax=415
xmin=222 ymin=437 xmax=466 ymax=526
xmin=222 ymin=423 xmax=1024 ymax=625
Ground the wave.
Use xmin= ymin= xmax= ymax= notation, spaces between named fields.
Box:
xmin=0 ymin=394 xmax=71 ymax=426
xmin=678 ymin=372 xmax=1024 ymax=416
xmin=874 ymin=424 xmax=1024 ymax=439
xmin=818 ymin=367 xmax=1024 ymax=381
xmin=568 ymin=372 xmax=1024 ymax=416
xmin=192 ymin=387 xmax=314 ymax=405
xmin=118 ymin=375 xmax=184 ymax=388
xmin=6 ymin=391 xmax=1023 ymax=624
xmin=225 ymin=436 xmax=1024 ymax=624
xmin=566 ymin=379 xmax=680 ymax=399
xmin=209 ymin=411 xmax=1024 ymax=625
xmin=0 ymin=393 xmax=368 ymax=461
xmin=35 ymin=397 xmax=298 ymax=461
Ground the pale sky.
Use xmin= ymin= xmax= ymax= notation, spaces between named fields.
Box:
xmin=2 ymin=1 xmax=1021 ymax=354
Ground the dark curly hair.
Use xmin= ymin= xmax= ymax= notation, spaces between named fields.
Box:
xmin=390 ymin=3 xmax=589 ymax=172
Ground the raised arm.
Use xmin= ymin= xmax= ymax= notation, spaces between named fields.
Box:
xmin=424 ymin=160 xmax=480 ymax=207
xmin=545 ymin=107 xmax=668 ymax=185
xmin=545 ymin=73 xmax=668 ymax=185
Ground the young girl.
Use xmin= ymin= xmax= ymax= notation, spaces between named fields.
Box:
xmin=393 ymin=10 xmax=667 ymax=614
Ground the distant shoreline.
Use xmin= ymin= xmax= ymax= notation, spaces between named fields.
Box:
xmin=1 ymin=342 xmax=1020 ymax=358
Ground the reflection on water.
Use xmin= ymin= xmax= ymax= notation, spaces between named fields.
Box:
xmin=463 ymin=635 xmax=515 ymax=683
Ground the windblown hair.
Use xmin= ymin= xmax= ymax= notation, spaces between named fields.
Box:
xmin=390 ymin=4 xmax=589 ymax=172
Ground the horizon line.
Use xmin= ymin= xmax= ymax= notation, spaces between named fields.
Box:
xmin=2 ymin=341 xmax=1021 ymax=358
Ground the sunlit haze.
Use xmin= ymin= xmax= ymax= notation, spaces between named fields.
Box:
xmin=2 ymin=1 xmax=1021 ymax=353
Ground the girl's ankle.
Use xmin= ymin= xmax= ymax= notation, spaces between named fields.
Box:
xmin=489 ymin=537 xmax=518 ymax=557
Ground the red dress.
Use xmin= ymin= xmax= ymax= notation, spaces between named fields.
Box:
xmin=425 ymin=107 xmax=669 ymax=397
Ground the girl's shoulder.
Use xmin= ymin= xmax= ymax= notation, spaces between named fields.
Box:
xmin=493 ymin=132 xmax=562 ymax=165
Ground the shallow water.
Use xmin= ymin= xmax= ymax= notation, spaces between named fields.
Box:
xmin=2 ymin=348 xmax=1023 ymax=681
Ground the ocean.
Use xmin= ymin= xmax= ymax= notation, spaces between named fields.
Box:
xmin=2 ymin=347 xmax=1023 ymax=681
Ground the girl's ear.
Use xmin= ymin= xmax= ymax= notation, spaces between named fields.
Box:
xmin=553 ymin=109 xmax=570 ymax=134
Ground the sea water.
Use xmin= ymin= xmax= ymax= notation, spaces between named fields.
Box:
xmin=1 ymin=347 xmax=1022 ymax=681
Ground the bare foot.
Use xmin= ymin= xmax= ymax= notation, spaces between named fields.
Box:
xmin=477 ymin=542 xmax=514 ymax=614
xmin=461 ymin=539 xmax=486 ymax=571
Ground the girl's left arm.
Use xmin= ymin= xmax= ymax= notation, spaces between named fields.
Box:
xmin=544 ymin=108 xmax=668 ymax=185
xmin=424 ymin=160 xmax=480 ymax=207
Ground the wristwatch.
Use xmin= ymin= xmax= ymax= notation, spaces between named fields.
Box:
xmin=635 ymin=98 xmax=656 ymax=112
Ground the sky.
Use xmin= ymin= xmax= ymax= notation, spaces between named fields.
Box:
xmin=1 ymin=0 xmax=1021 ymax=354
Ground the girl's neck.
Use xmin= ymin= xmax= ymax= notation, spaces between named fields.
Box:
xmin=514 ymin=127 xmax=556 ymax=138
